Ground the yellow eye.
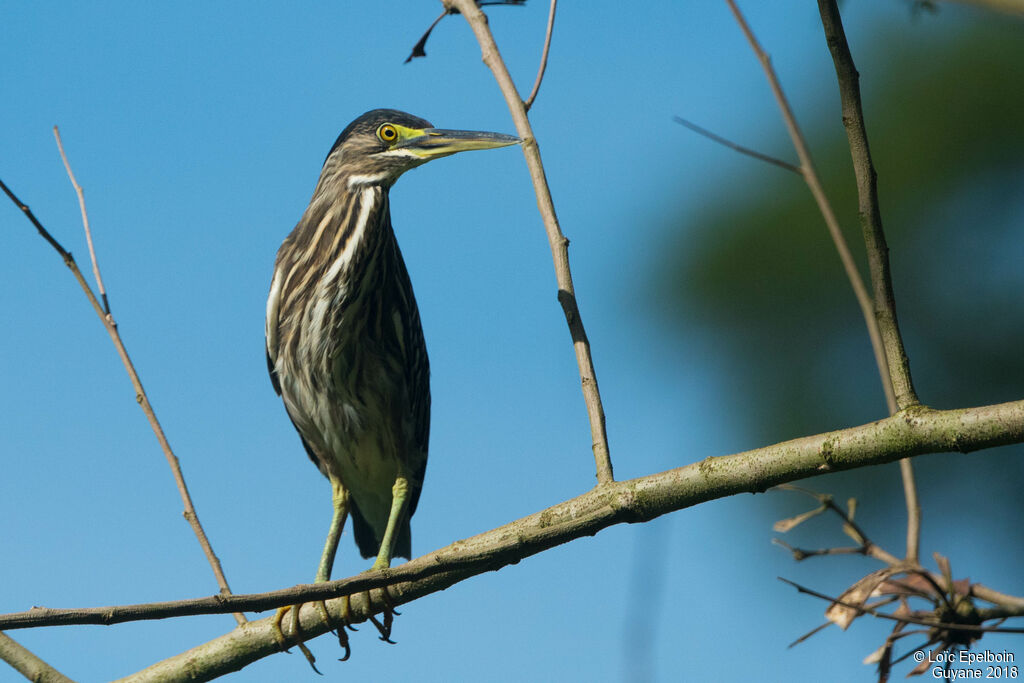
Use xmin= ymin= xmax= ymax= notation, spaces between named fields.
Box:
xmin=377 ymin=124 xmax=399 ymax=143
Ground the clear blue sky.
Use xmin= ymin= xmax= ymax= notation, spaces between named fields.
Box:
xmin=2 ymin=2 xmax=1015 ymax=681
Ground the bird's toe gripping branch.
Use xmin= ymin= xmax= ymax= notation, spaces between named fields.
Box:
xmin=365 ymin=585 xmax=401 ymax=644
xmin=271 ymin=603 xmax=323 ymax=674
xmin=272 ymin=592 xmax=361 ymax=668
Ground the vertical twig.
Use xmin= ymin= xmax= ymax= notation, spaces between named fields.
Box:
xmin=54 ymin=127 xmax=110 ymax=315
xmin=816 ymin=0 xmax=919 ymax=412
xmin=722 ymin=0 xmax=897 ymax=415
xmin=1 ymin=167 xmax=246 ymax=626
xmin=524 ymin=0 xmax=557 ymax=111
xmin=897 ymin=457 xmax=921 ymax=563
xmin=0 ymin=630 xmax=75 ymax=683
xmin=816 ymin=0 xmax=921 ymax=563
xmin=448 ymin=0 xmax=613 ymax=484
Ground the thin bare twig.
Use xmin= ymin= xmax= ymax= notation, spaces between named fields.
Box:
xmin=53 ymin=126 xmax=109 ymax=315
xmin=722 ymin=0 xmax=899 ymax=421
xmin=404 ymin=1 xmax=526 ymax=64
xmin=817 ymin=0 xmax=918 ymax=411
xmin=772 ymin=538 xmax=866 ymax=560
xmin=816 ymin=0 xmax=922 ymax=564
xmin=524 ymin=0 xmax=557 ymax=111
xmin=779 ymin=578 xmax=1024 ymax=634
xmin=3 ymin=398 xmax=1024 ymax=634
xmin=404 ymin=7 xmax=452 ymax=63
xmin=0 ymin=631 xmax=75 ymax=683
xmin=1 ymin=178 xmax=72 ymax=257
xmin=673 ymin=116 xmax=801 ymax=174
xmin=772 ymin=485 xmax=902 ymax=565
xmin=1 ymin=174 xmax=245 ymax=627
xmin=898 ymin=458 xmax=921 ymax=563
xmin=449 ymin=0 xmax=613 ymax=484
xmin=973 ymin=584 xmax=1024 ymax=611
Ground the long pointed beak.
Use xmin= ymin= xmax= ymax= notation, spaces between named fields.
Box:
xmin=396 ymin=128 xmax=520 ymax=160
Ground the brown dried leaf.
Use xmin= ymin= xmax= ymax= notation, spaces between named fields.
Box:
xmin=826 ymin=567 xmax=903 ymax=630
xmin=876 ymin=575 xmax=935 ymax=599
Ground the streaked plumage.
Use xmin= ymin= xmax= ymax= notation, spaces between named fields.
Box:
xmin=266 ymin=109 xmax=517 ymax=576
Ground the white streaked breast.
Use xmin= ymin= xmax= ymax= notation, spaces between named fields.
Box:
xmin=323 ymin=187 xmax=378 ymax=285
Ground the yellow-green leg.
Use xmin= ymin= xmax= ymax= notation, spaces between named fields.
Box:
xmin=359 ymin=474 xmax=409 ymax=644
xmin=316 ymin=479 xmax=349 ymax=581
xmin=372 ymin=474 xmax=410 ymax=571
xmin=272 ymin=477 xmax=350 ymax=668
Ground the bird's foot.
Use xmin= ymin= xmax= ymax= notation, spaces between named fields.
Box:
xmin=271 ymin=604 xmax=322 ymax=674
xmin=327 ymin=594 xmax=356 ymax=662
xmin=331 ymin=593 xmax=360 ymax=663
xmin=313 ymin=594 xmax=360 ymax=662
xmin=364 ymin=584 xmax=399 ymax=644
xmin=272 ymin=589 xmax=366 ymax=666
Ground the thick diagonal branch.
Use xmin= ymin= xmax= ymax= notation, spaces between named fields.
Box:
xmin=1 ymin=400 xmax=1021 ymax=683
xmin=118 ymin=400 xmax=1024 ymax=680
xmin=0 ymin=631 xmax=75 ymax=683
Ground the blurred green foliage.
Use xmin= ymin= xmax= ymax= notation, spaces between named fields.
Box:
xmin=652 ymin=18 xmax=1023 ymax=524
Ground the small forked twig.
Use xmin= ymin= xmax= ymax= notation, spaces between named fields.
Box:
xmin=404 ymin=1 xmax=526 ymax=64
xmin=52 ymin=138 xmax=246 ymax=625
xmin=54 ymin=126 xmax=110 ymax=316
xmin=1 ymin=137 xmax=246 ymax=626
xmin=404 ymin=7 xmax=453 ymax=63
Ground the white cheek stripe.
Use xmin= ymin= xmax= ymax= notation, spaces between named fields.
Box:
xmin=348 ymin=172 xmax=389 ymax=188
xmin=388 ymin=148 xmax=422 ymax=160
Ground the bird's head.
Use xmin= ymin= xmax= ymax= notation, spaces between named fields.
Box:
xmin=323 ymin=109 xmax=519 ymax=188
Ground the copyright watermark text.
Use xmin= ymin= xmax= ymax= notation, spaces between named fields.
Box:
xmin=911 ymin=649 xmax=1018 ymax=680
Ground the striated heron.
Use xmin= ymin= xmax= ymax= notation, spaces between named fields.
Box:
xmin=266 ymin=109 xmax=517 ymax=650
